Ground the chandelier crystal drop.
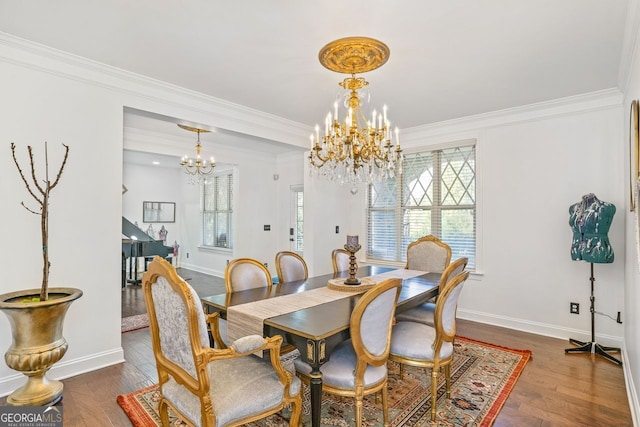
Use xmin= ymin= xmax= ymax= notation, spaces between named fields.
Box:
xmin=178 ymin=124 xmax=216 ymax=185
xmin=309 ymin=37 xmax=403 ymax=185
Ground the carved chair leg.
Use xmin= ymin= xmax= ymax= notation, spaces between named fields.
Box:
xmin=430 ymin=368 xmax=439 ymax=422
xmin=355 ymin=396 xmax=363 ymax=427
xmin=445 ymin=364 xmax=451 ymax=399
xmin=382 ymin=381 xmax=390 ymax=427
xmin=159 ymin=399 xmax=171 ymax=426
xmin=288 ymin=396 xmax=302 ymax=427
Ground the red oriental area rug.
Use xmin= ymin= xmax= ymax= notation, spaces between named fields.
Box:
xmin=121 ymin=313 xmax=149 ymax=333
xmin=117 ymin=336 xmax=531 ymax=426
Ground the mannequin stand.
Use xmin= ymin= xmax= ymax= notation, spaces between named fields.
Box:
xmin=565 ymin=263 xmax=621 ymax=365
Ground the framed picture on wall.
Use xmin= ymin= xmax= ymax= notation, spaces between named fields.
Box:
xmin=630 ymin=100 xmax=639 ymax=212
xmin=143 ymin=201 xmax=175 ymax=223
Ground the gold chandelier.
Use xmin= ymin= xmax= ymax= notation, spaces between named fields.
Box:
xmin=309 ymin=37 xmax=402 ymax=184
xmin=178 ymin=124 xmax=215 ymax=184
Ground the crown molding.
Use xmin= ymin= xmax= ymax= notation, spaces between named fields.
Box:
xmin=123 ymin=126 xmax=285 ymax=162
xmin=402 ymin=88 xmax=623 ymax=145
xmin=0 ymin=31 xmax=310 ymax=148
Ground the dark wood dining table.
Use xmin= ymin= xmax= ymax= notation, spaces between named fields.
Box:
xmin=200 ymin=265 xmax=441 ymax=427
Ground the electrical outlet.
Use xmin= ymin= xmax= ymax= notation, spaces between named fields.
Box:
xmin=570 ymin=302 xmax=579 ymax=314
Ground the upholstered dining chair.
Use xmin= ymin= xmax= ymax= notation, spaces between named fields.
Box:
xmin=294 ymin=278 xmax=402 ymax=427
xmin=405 ymin=234 xmax=452 ymax=273
xmin=225 ymin=257 xmax=273 ymax=293
xmin=395 ymin=257 xmax=468 ymax=325
xmin=331 ymin=248 xmax=352 ymax=274
xmin=142 ymin=257 xmax=302 ymax=427
xmin=214 ymin=258 xmax=274 ymax=349
xmin=275 ymin=251 xmax=308 ymax=283
xmin=389 ymin=270 xmax=470 ymax=422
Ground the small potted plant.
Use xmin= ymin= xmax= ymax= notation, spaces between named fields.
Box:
xmin=0 ymin=142 xmax=82 ymax=406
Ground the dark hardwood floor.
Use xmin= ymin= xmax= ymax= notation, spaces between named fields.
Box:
xmin=0 ymin=268 xmax=633 ymax=426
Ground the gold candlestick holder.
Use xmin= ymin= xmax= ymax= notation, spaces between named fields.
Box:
xmin=344 ymin=242 xmax=361 ymax=285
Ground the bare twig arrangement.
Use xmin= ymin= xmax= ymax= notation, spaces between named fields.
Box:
xmin=10 ymin=142 xmax=69 ymax=301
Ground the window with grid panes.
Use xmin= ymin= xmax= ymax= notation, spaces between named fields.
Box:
xmin=202 ymin=172 xmax=233 ymax=249
xmin=367 ymin=144 xmax=476 ymax=269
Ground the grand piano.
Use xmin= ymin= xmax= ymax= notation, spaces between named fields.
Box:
xmin=122 ymin=217 xmax=173 ymax=286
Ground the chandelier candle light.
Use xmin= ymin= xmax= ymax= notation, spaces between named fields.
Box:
xmin=178 ymin=124 xmax=215 ymax=184
xmin=309 ymin=37 xmax=403 ymax=184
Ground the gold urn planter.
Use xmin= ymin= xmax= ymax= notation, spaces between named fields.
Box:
xmin=0 ymin=287 xmax=82 ymax=406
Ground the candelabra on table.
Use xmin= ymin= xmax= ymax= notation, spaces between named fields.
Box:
xmin=344 ymin=235 xmax=361 ymax=285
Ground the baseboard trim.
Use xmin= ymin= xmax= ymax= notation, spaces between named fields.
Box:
xmin=621 ymin=343 xmax=640 ymax=427
xmin=0 ymin=347 xmax=125 ymax=397
xmin=458 ymin=308 xmax=624 ymax=347
xmin=177 ymin=262 xmax=224 ymax=278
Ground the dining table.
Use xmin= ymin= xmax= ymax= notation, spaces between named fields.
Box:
xmin=200 ymin=265 xmax=441 ymax=427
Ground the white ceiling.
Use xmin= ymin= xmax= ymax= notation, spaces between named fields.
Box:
xmin=0 ymin=1 xmax=630 ymax=131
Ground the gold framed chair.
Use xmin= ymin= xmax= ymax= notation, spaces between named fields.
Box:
xmin=405 ymin=234 xmax=452 ymax=273
xmin=142 ymin=257 xmax=302 ymax=427
xmin=294 ymin=278 xmax=402 ymax=427
xmin=225 ymin=258 xmax=272 ymax=293
xmin=275 ymin=251 xmax=308 ymax=283
xmin=395 ymin=257 xmax=468 ymax=325
xmin=331 ymin=248 xmax=352 ymax=274
xmin=389 ymin=270 xmax=470 ymax=422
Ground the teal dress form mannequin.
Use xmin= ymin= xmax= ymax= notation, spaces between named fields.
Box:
xmin=569 ymin=193 xmax=615 ymax=263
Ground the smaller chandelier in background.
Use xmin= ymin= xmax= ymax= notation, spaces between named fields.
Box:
xmin=309 ymin=37 xmax=403 ymax=185
xmin=178 ymin=124 xmax=215 ymax=184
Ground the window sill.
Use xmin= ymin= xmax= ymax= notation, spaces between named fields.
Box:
xmin=198 ymin=246 xmax=233 ymax=255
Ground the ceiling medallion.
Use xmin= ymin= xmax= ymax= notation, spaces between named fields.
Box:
xmin=318 ymin=36 xmax=390 ymax=74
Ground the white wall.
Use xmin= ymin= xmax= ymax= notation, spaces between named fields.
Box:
xmin=303 ymin=161 xmax=357 ymax=277
xmin=466 ymin=107 xmax=624 ymax=341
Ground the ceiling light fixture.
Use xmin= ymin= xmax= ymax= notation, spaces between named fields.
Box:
xmin=309 ymin=36 xmax=403 ymax=184
xmin=178 ymin=124 xmax=215 ymax=184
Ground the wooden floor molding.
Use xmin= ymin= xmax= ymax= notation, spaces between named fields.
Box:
xmin=0 ymin=268 xmax=632 ymax=426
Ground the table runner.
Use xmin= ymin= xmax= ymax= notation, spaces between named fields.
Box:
xmin=226 ymin=269 xmax=427 ymax=342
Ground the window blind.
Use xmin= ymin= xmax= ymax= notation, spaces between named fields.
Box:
xmin=202 ymin=172 xmax=234 ymax=249
xmin=367 ymin=144 xmax=476 ymax=269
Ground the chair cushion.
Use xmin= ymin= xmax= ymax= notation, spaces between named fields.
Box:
xmin=390 ymin=321 xmax=453 ymax=361
xmin=394 ymin=302 xmax=435 ymax=326
xmin=293 ymin=339 xmax=387 ymax=389
xmin=164 ymin=355 xmax=301 ymax=427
